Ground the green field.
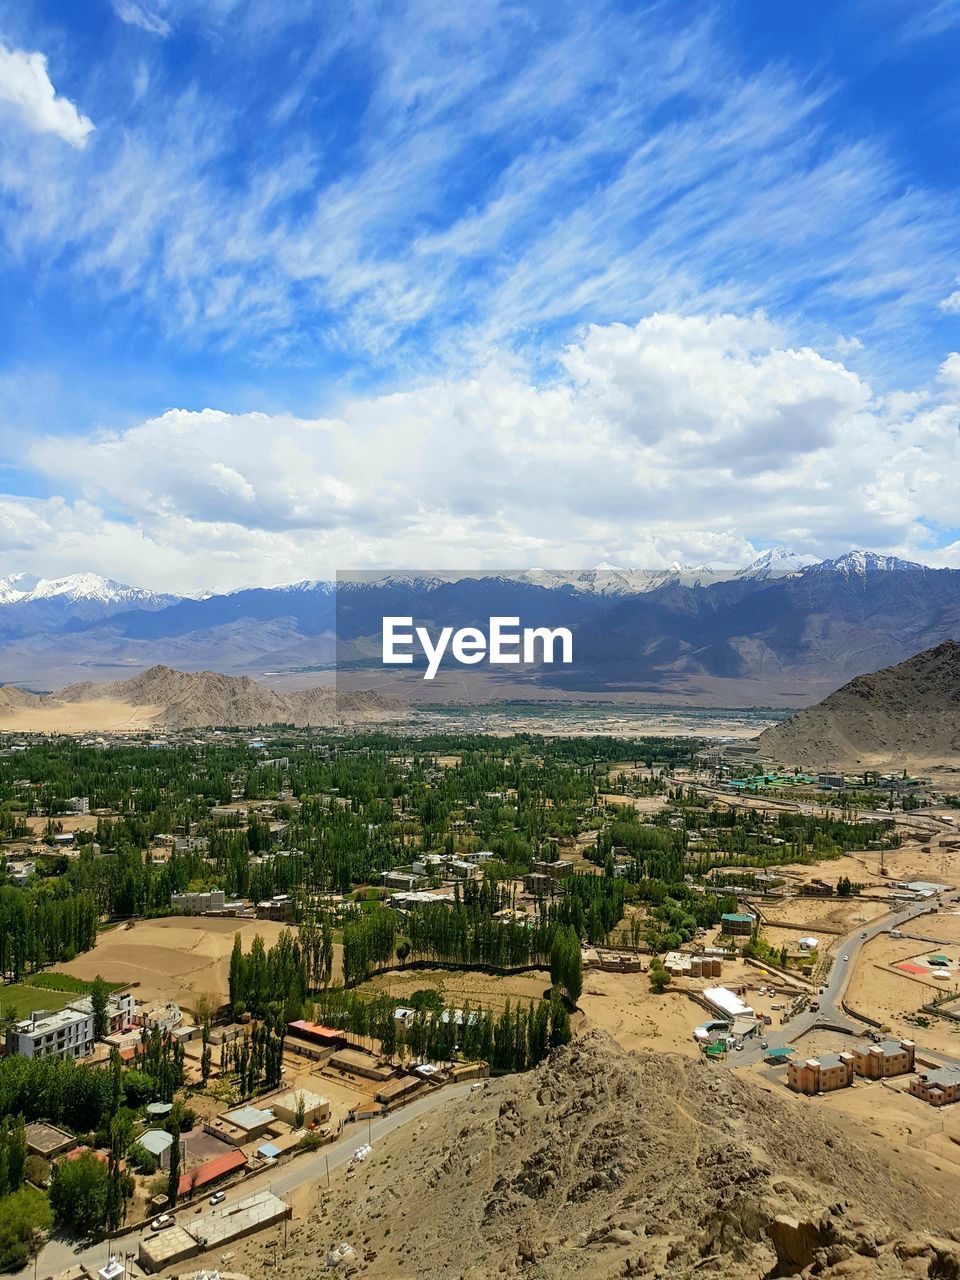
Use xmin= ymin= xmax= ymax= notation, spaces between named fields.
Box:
xmin=0 ymin=984 xmax=75 ymax=1019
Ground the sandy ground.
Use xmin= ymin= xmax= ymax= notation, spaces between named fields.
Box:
xmin=25 ymin=814 xmax=100 ymax=834
xmin=844 ymin=932 xmax=960 ymax=1052
xmin=758 ymin=894 xmax=890 ymax=936
xmin=910 ymin=911 xmax=960 ymax=944
xmin=737 ymin=1055 xmax=960 ymax=1178
xmin=0 ymin=698 xmax=165 ymax=733
xmin=58 ymin=916 xmax=295 ymax=1007
xmin=357 ymin=965 xmax=552 ymax=1012
xmin=600 ymin=793 xmax=669 ymax=815
xmin=578 ymin=976 xmax=700 ymax=1057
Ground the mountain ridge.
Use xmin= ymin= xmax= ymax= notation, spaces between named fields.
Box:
xmin=756 ymin=639 xmax=960 ymax=767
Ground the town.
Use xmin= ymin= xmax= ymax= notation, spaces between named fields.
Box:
xmin=1 ymin=730 xmax=960 ymax=1278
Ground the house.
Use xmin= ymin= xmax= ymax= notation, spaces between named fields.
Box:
xmin=910 ymin=1067 xmax=960 ymax=1106
xmin=138 ymin=1129 xmax=179 ymax=1171
xmin=531 ymin=859 xmax=573 ymax=881
xmin=523 ymin=872 xmax=554 ymax=897
xmin=6 ymin=992 xmax=135 ymax=1060
xmin=214 ymin=1105 xmax=277 ymax=1144
xmin=286 ymin=1019 xmax=346 ymax=1049
xmin=266 ymin=1089 xmax=330 ymax=1128
xmin=852 ymin=1039 xmax=915 ymax=1079
xmin=256 ymin=893 xmax=295 ymax=921
xmin=801 ymin=880 xmax=834 ymax=897
xmin=380 ymin=870 xmax=422 ymax=892
xmin=787 ymin=1051 xmax=855 ymax=1095
xmin=328 ymin=1047 xmax=394 ymax=1082
xmin=177 ymin=1148 xmax=247 ymax=1198
xmin=25 ymin=1122 xmax=74 ymax=1159
xmin=720 ymin=912 xmax=755 ymax=936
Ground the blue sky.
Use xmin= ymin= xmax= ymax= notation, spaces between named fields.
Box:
xmin=1 ymin=0 xmax=960 ymax=591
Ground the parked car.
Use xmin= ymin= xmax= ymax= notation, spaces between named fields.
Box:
xmin=209 ymin=1191 xmax=226 ymax=1206
xmin=151 ymin=1215 xmax=175 ymax=1231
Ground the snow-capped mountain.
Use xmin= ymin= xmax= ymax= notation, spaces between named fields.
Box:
xmin=737 ymin=547 xmax=819 ymax=578
xmin=0 ymin=572 xmax=179 ymax=608
xmin=802 ymin=550 xmax=929 ymax=577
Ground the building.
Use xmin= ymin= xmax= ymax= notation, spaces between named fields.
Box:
xmin=135 ymin=1001 xmax=183 ymax=1033
xmin=266 ymin=1089 xmax=330 ymax=1128
xmin=216 ymin=1105 xmax=276 ymax=1144
xmin=522 ymin=872 xmax=554 ymax=897
xmin=800 ymin=880 xmax=834 ymax=897
xmin=24 ymin=1122 xmax=74 ymax=1159
xmin=817 ymin=774 xmax=846 ymax=790
xmin=720 ymin=912 xmax=755 ymax=937
xmin=256 ymin=893 xmax=295 ymax=921
xmin=138 ymin=1129 xmax=179 ymax=1171
xmin=703 ymin=987 xmax=754 ymax=1021
xmin=910 ymin=1067 xmax=960 ymax=1106
xmin=380 ymin=870 xmax=422 ymax=891
xmin=787 ymin=1051 xmax=855 ymax=1095
xmin=328 ymin=1046 xmax=394 ymax=1081
xmin=852 ymin=1038 xmax=915 ymax=1079
xmin=170 ymin=888 xmax=248 ymax=915
xmin=6 ymin=992 xmax=135 ymax=1060
xmin=64 ymin=796 xmax=90 ymax=815
xmin=531 ymin=859 xmax=573 ymax=882
xmin=286 ymin=1019 xmax=346 ymax=1049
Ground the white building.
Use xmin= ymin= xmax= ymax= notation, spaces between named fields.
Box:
xmin=6 ymin=991 xmax=135 ymax=1060
xmin=702 ymin=986 xmax=755 ymax=1021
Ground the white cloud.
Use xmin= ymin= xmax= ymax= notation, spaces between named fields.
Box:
xmin=0 ymin=40 xmax=94 ymax=148
xmin=11 ymin=314 xmax=960 ymax=592
xmin=112 ymin=1 xmax=172 ymax=37
xmin=939 ymin=289 xmax=960 ymax=313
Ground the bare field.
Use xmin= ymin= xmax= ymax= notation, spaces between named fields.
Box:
xmin=578 ymin=975 xmax=700 ymax=1056
xmin=0 ymin=699 xmax=165 ymax=733
xmin=845 ymin=933 xmax=960 ymax=1053
xmin=905 ymin=910 xmax=960 ymax=945
xmin=357 ymin=965 xmax=552 ymax=1012
xmin=737 ymin=1058 xmax=960 ymax=1181
xmin=600 ymin=793 xmax=669 ymax=815
xmin=759 ymin=894 xmax=889 ymax=935
xmin=58 ymin=916 xmax=296 ymax=1007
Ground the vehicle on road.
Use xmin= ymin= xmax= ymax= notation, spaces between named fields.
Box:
xmin=842 ymin=954 xmax=849 ymax=961
xmin=151 ymin=1215 xmax=175 ymax=1231
xmin=760 ymin=1041 xmax=769 ymax=1050
xmin=209 ymin=1192 xmax=226 ymax=1206
xmin=861 ymin=931 xmax=868 ymax=938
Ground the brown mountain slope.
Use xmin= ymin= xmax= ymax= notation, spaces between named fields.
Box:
xmin=0 ymin=666 xmax=405 ymax=730
xmin=0 ymin=684 xmax=45 ymax=711
xmin=266 ymin=1032 xmax=959 ymax=1280
xmin=756 ymin=639 xmax=960 ymax=769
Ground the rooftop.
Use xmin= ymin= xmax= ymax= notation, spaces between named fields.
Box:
xmin=222 ymin=1105 xmax=274 ymax=1132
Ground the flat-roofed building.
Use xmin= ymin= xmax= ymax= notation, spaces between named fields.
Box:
xmin=264 ymin=1088 xmax=330 ymax=1128
xmin=910 ymin=1067 xmax=960 ymax=1106
xmin=852 ymin=1039 xmax=915 ymax=1079
xmin=6 ymin=992 xmax=134 ymax=1060
xmin=787 ymin=1051 xmax=855 ymax=1095
xmin=720 ymin=912 xmax=755 ymax=936
xmin=25 ymin=1122 xmax=74 ymax=1158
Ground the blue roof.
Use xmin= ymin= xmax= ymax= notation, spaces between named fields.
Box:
xmin=257 ymin=1142 xmax=281 ymax=1158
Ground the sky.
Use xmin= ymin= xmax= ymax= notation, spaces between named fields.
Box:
xmin=1 ymin=0 xmax=960 ymax=593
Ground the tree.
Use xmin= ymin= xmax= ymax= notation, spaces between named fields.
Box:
xmin=90 ymin=976 xmax=110 ymax=1041
xmin=396 ymin=940 xmax=411 ymax=966
xmin=293 ymin=1091 xmax=306 ymax=1129
xmin=648 ymin=959 xmax=671 ymax=994
xmin=166 ymin=1107 xmax=182 ymax=1207
xmin=50 ymin=1151 xmax=111 ymax=1238
xmin=0 ymin=1187 xmax=52 ymax=1271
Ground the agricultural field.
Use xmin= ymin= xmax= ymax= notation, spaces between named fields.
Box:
xmin=57 ymin=915 xmax=295 ymax=1008
xmin=0 ymin=983 xmax=75 ymax=1019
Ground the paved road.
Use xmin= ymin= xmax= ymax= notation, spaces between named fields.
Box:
xmin=734 ymin=890 xmax=960 ymax=1069
xmin=30 ymin=1082 xmax=476 ymax=1279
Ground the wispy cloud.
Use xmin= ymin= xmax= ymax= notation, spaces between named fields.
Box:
xmin=0 ymin=39 xmax=94 ymax=147
xmin=0 ymin=1 xmax=956 ymax=379
xmin=111 ymin=1 xmax=171 ymax=38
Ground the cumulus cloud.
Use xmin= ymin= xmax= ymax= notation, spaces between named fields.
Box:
xmin=0 ymin=40 xmax=94 ymax=147
xmin=939 ymin=289 xmax=960 ymax=314
xmin=11 ymin=314 xmax=959 ymax=592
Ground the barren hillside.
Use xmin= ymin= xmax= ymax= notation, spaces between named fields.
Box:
xmin=276 ymin=1033 xmax=960 ymax=1280
xmin=756 ymin=639 xmax=960 ymax=768
xmin=0 ymin=665 xmax=405 ymax=731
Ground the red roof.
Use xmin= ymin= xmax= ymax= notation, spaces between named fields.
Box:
xmin=63 ymin=1147 xmax=125 ymax=1171
xmin=178 ymin=1149 xmax=246 ymax=1196
xmin=287 ymin=1019 xmax=344 ymax=1042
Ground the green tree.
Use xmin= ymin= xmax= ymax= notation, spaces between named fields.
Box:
xmin=50 ymin=1151 xmax=111 ymax=1238
xmin=0 ymin=1187 xmax=52 ymax=1271
xmin=648 ymin=959 xmax=671 ymax=994
xmin=90 ymin=976 xmax=110 ymax=1041
xmin=166 ymin=1107 xmax=182 ymax=1207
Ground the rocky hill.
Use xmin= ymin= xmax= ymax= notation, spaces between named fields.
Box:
xmin=757 ymin=639 xmax=960 ymax=768
xmin=279 ymin=1033 xmax=960 ymax=1280
xmin=0 ymin=665 xmax=405 ymax=730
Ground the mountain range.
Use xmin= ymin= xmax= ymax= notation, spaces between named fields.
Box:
xmin=756 ymin=639 xmax=960 ymax=767
xmin=0 ymin=665 xmax=404 ymax=732
xmin=0 ymin=551 xmax=957 ymax=705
